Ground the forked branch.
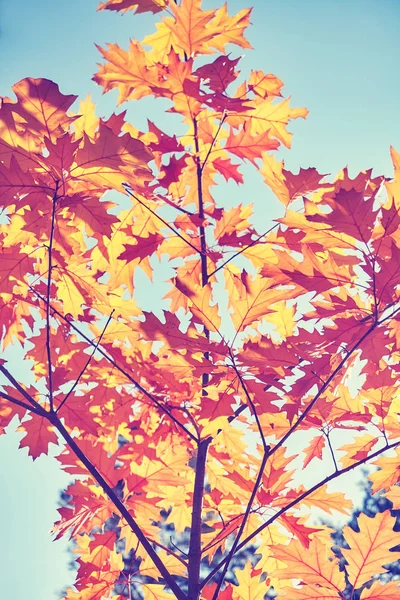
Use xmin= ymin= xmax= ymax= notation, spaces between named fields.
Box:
xmin=0 ymin=370 xmax=185 ymax=600
xmin=201 ymin=438 xmax=400 ymax=588
xmin=29 ymin=286 xmax=197 ymax=443
xmin=56 ymin=310 xmax=115 ymax=413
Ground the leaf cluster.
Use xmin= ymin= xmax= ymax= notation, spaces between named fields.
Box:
xmin=0 ymin=1 xmax=400 ymax=599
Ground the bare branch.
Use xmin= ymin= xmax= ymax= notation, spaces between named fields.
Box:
xmin=211 ymin=451 xmax=269 ymax=600
xmin=228 ymin=351 xmax=269 ymax=453
xmin=324 ymin=428 xmax=339 ymax=473
xmin=151 ymin=538 xmax=188 ymax=567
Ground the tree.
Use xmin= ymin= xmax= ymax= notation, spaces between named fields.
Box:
xmin=0 ymin=0 xmax=400 ymax=598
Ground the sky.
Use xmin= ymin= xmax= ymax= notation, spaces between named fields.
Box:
xmin=1 ymin=0 xmax=400 ymax=598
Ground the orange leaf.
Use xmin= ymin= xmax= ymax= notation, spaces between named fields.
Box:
xmin=360 ymin=581 xmax=400 ymax=600
xmin=302 ymin=434 xmax=326 ymax=468
xmin=271 ymin=537 xmax=344 ymax=592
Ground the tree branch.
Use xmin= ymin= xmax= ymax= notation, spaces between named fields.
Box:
xmin=228 ymin=352 xmax=269 ymax=453
xmin=201 ymin=438 xmax=400 ymax=588
xmin=211 ymin=353 xmax=270 ymax=598
xmin=208 ymin=223 xmax=279 ymax=279
xmin=122 ymin=184 xmax=202 ymax=256
xmin=46 ymin=181 xmax=59 ymax=412
xmin=0 ymin=390 xmax=44 ymax=416
xmin=324 ymin=428 xmax=339 ymax=472
xmin=200 ymin=110 xmax=226 ymax=174
xmin=260 ymin=319 xmax=380 ymax=468
xmin=0 ymin=365 xmax=46 ymax=414
xmin=48 ymin=412 xmax=186 ymax=600
xmin=188 ymin=437 xmax=211 ymax=599
xmin=28 ymin=286 xmax=197 ymax=443
xmin=151 ymin=538 xmax=188 ymax=568
xmin=56 ymin=310 xmax=115 ymax=413
xmin=187 ymin=116 xmax=211 ymax=600
xmin=211 ymin=451 xmax=269 ymax=600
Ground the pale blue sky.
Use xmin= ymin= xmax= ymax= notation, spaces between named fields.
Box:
xmin=1 ymin=0 xmax=400 ymax=598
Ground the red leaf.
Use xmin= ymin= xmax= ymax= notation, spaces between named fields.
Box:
xmin=18 ymin=415 xmax=58 ymax=459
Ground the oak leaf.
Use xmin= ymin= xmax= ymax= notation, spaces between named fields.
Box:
xmin=342 ymin=511 xmax=400 ymax=589
xmin=18 ymin=415 xmax=58 ymax=459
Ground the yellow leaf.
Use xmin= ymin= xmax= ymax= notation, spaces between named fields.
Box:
xmin=360 ymin=580 xmax=400 ymax=599
xmin=271 ymin=537 xmax=345 ymax=592
xmin=142 ymin=583 xmax=175 ymax=600
xmin=233 ymin=560 xmax=267 ymax=600
xmin=338 ymin=434 xmax=380 ymax=468
xmin=94 ymin=40 xmax=160 ymax=104
xmin=73 ymin=94 xmax=99 ymax=138
xmin=264 ymin=301 xmax=296 ymax=340
xmin=140 ymin=549 xmax=186 ymax=579
xmin=300 ymin=484 xmax=353 ymax=515
xmin=342 ymin=510 xmax=400 ymax=589
xmin=385 ymin=484 xmax=400 ymax=508
xmin=369 ymin=447 xmax=400 ymax=493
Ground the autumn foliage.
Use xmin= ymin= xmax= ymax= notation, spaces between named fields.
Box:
xmin=1 ymin=0 xmax=400 ymax=599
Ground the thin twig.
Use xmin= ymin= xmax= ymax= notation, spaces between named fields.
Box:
xmin=169 ymin=537 xmax=189 ymax=560
xmin=324 ymin=428 xmax=338 ymax=472
xmin=0 ymin=390 xmax=43 ymax=415
xmin=149 ymin=538 xmax=188 ymax=566
xmin=208 ymin=222 xmax=279 ymax=278
xmin=228 ymin=351 xmax=269 ymax=452
xmin=122 ymin=184 xmax=202 ymax=256
xmin=0 ymin=365 xmax=45 ymax=414
xmin=57 ymin=310 xmax=115 ymax=413
xmin=46 ymin=181 xmax=59 ymax=412
xmin=200 ymin=110 xmax=227 ymax=174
